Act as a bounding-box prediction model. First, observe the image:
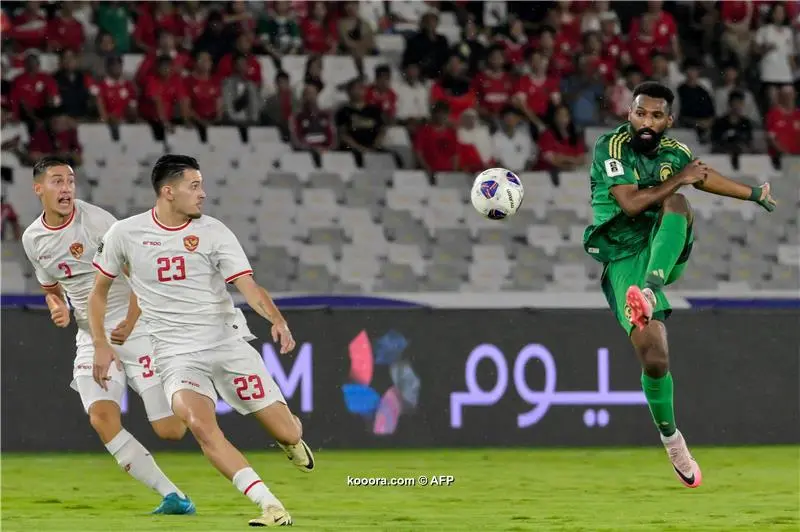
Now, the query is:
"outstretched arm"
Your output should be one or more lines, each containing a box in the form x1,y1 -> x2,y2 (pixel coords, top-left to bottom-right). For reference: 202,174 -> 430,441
693,166 -> 776,211
233,275 -> 296,354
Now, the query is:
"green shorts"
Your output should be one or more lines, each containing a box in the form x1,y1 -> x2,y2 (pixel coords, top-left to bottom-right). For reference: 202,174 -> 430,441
600,222 -> 694,335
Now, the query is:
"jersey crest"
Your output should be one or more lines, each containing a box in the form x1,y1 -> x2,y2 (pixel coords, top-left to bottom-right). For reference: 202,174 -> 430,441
659,162 -> 673,182
69,242 -> 84,259
183,235 -> 199,252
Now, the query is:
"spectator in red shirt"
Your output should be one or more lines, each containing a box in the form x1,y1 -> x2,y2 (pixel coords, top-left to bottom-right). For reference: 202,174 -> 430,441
630,1 -> 679,58
366,65 -> 398,123
301,1 -> 337,54
537,26 -> 574,77
599,11 -> 627,69
10,1 -> 47,51
11,53 -> 61,126
496,17 -> 529,68
188,51 -> 222,135
473,45 -> 514,121
47,2 -> 85,53
430,54 -> 478,124
289,81 -> 336,166
134,2 -> 182,53
216,32 -> 263,87
765,85 -> 800,161
91,56 -> 138,125
179,1 -> 208,51
536,105 -> 587,179
414,101 -> 458,174
628,13 -> 658,77
512,49 -> 562,134
135,31 -> 193,87
583,32 -> 616,86
140,56 -> 190,141
1,195 -> 22,241
26,107 -> 83,168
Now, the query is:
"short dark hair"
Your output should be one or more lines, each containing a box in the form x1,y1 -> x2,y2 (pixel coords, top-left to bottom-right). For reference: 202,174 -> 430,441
33,156 -> 72,180
729,90 -> 745,104
156,55 -> 172,69
375,64 -> 391,77
632,82 -> 674,110
151,155 -> 200,194
275,71 -> 289,83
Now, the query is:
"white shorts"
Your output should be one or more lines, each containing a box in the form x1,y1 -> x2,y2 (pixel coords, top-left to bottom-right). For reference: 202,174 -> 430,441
157,338 -> 285,415
70,333 -> 173,422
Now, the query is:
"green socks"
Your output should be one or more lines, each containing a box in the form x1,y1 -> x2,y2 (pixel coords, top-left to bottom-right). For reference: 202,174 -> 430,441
641,372 -> 676,437
644,212 -> 688,291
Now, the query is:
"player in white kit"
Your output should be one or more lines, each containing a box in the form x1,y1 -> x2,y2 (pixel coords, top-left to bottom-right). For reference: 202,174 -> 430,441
88,154 -> 315,527
21,157 -> 195,515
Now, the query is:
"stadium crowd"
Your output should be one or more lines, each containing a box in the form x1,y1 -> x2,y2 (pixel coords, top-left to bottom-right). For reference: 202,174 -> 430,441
1,0 -> 799,200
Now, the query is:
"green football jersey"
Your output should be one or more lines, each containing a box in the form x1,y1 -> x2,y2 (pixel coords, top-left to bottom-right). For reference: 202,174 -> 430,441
583,122 -> 693,263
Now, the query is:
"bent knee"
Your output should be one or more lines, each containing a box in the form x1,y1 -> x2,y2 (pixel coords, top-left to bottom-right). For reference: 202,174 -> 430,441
640,346 -> 669,377
152,417 -> 187,441
662,193 -> 692,216
185,415 -> 223,445
88,403 -> 122,438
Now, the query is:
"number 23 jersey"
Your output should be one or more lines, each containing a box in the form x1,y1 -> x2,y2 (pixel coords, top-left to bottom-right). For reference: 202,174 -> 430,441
92,209 -> 254,358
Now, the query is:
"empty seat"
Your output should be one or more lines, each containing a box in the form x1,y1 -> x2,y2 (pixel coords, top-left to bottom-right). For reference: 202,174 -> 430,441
423,264 -> 463,291
279,152 -> 315,179
364,152 -> 397,172
298,245 -> 337,272
265,172 -> 303,199
376,263 -> 419,292
249,127 -> 282,144
321,152 -> 357,179
387,244 -> 425,275
292,264 -> 334,293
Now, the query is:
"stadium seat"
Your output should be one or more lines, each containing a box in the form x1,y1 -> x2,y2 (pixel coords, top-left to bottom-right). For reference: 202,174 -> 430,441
376,263 -> 419,292
265,172 -> 303,200
249,127 -> 282,144
423,264 -> 463,291
279,152 -> 315,180
122,54 -> 144,79
364,152 -> 397,172
298,244 -> 337,273
320,152 -> 357,180
292,264 -> 334,293
388,243 -> 425,275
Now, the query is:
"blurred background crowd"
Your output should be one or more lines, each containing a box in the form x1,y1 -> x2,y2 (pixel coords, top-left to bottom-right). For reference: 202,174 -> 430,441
1,0 -> 799,241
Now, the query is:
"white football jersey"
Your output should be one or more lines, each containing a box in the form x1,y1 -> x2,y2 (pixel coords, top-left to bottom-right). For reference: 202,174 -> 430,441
92,209 -> 254,358
22,200 -> 136,345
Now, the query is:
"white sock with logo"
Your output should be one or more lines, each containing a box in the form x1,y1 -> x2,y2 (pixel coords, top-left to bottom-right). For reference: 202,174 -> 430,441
232,467 -> 283,509
105,429 -> 183,498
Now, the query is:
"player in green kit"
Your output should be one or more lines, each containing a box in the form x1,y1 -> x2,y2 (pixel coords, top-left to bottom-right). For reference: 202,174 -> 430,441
584,82 -> 776,488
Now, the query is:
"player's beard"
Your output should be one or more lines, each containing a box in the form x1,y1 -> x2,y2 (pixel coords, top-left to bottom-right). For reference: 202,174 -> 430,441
630,127 -> 664,153
187,212 -> 202,220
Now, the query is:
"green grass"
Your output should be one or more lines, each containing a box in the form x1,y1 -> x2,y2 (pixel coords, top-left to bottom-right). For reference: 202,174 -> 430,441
2,447 -> 798,531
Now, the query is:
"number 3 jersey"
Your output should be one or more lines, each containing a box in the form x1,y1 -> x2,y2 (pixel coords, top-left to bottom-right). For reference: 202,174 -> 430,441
22,200 -> 137,346
583,122 -> 693,263
92,209 -> 254,359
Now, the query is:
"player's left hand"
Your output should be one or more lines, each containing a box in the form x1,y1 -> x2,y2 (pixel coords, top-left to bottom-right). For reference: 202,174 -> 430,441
756,182 -> 777,212
110,319 -> 134,345
271,320 -> 296,354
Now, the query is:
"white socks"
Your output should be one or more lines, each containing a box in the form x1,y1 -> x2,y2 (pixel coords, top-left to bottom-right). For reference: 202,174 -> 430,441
105,429 -> 183,498
233,467 -> 282,509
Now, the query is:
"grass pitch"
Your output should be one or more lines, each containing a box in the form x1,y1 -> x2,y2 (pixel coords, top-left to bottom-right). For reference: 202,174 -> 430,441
2,447 -> 798,531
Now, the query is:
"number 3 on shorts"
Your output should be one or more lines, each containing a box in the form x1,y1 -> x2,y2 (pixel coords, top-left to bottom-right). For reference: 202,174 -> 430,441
234,375 -> 265,400
604,158 -> 624,177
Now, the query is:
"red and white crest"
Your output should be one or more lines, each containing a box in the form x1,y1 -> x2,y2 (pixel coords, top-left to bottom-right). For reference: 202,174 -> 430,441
183,235 -> 199,252
69,242 -> 84,259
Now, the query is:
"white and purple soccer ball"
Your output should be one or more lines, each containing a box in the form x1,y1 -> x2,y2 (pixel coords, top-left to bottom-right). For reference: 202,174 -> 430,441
470,168 -> 524,220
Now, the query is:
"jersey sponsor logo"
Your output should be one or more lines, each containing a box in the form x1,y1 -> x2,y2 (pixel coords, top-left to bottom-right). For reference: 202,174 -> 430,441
38,254 -> 52,260
604,158 -> 624,177
69,242 -> 84,259
659,163 -> 673,182
143,240 -> 162,246
183,235 -> 199,252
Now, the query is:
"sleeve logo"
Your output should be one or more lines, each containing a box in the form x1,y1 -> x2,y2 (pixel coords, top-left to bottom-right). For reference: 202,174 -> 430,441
604,158 -> 624,177
97,241 -> 104,255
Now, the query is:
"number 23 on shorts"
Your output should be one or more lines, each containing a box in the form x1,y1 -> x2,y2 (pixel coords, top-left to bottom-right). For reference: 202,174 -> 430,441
234,375 -> 265,400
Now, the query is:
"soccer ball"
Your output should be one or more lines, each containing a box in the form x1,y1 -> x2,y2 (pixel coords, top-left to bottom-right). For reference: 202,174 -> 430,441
470,168 -> 524,220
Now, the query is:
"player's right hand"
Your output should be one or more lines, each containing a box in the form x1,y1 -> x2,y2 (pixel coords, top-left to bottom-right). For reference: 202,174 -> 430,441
678,159 -> 709,186
271,320 -> 296,354
93,343 -> 121,391
45,293 -> 70,328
